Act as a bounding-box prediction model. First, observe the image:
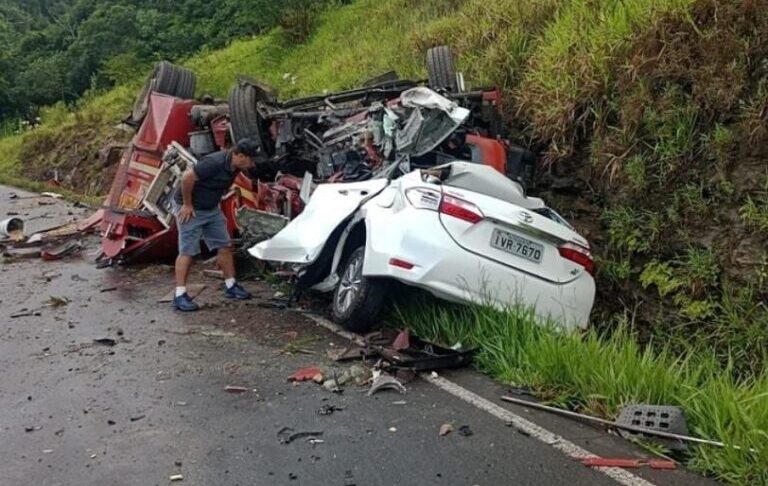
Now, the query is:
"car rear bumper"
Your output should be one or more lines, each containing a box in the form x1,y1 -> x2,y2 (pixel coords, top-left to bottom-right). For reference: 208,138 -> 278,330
363,209 -> 595,330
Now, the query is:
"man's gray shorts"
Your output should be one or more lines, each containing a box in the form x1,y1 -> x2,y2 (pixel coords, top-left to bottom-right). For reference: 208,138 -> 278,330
174,205 -> 230,257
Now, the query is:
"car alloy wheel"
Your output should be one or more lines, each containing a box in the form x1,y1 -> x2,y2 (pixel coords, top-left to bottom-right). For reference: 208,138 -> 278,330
335,251 -> 363,314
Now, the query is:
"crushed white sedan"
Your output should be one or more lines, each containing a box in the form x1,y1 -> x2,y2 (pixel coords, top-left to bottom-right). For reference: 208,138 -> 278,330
249,161 -> 595,332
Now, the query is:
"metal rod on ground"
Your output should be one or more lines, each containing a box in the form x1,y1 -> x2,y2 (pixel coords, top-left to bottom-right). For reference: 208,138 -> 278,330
500,395 -> 756,453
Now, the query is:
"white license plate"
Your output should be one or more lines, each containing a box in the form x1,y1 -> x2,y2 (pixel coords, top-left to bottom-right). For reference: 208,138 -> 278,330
490,229 -> 543,263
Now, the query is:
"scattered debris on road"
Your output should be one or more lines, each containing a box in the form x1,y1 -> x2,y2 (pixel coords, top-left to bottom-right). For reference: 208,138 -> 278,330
224,385 -> 254,394
277,427 -> 324,445
316,404 -> 343,416
458,425 -> 474,437
46,296 -> 70,307
367,370 -> 407,396
439,423 -> 454,436
93,338 -> 117,347
288,366 -> 324,383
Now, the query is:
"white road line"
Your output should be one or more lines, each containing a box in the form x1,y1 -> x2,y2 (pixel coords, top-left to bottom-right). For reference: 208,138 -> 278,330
303,312 -> 658,486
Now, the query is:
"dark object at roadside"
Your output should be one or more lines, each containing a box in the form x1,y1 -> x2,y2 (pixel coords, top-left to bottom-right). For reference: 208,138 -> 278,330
130,415 -> 146,422
616,404 -> 689,452
580,457 -> 677,470
41,239 -> 83,261
100,287 -> 118,293
376,335 -> 474,371
458,425 -> 474,437
224,385 -> 250,393
10,309 -> 42,318
317,404 -> 343,416
93,338 -> 117,346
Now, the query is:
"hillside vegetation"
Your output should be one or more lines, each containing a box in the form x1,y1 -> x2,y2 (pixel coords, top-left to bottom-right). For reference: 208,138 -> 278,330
0,0 -> 342,121
0,0 -> 766,481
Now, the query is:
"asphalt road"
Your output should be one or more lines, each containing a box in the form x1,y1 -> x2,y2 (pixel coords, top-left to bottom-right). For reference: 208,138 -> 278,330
0,186 -> 718,486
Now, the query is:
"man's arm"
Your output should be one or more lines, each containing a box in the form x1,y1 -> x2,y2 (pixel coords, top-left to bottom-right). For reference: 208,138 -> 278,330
177,169 -> 198,223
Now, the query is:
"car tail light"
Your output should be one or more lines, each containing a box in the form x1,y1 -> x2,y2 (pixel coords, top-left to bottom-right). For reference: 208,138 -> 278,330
558,242 -> 594,275
405,187 -> 441,210
439,194 -> 484,224
405,188 -> 484,224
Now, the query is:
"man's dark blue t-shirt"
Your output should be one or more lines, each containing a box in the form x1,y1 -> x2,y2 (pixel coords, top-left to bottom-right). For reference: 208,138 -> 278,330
174,150 -> 236,210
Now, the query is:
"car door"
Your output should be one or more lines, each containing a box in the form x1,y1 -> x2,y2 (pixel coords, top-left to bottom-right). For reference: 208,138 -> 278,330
248,179 -> 389,263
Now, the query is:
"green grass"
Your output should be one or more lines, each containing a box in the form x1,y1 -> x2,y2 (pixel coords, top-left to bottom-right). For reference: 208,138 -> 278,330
396,301 -> 768,484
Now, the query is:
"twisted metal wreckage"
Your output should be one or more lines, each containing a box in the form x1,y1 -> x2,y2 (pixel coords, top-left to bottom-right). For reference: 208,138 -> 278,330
68,46 -> 596,331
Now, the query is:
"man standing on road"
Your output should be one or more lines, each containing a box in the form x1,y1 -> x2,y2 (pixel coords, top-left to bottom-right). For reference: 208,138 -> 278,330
171,139 -> 261,311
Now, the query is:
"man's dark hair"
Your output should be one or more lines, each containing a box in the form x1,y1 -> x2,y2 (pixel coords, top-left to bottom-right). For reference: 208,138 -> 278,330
234,138 -> 262,158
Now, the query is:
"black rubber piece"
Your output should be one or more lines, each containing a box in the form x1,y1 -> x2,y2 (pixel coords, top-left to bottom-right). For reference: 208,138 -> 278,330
332,246 -> 389,333
228,82 -> 273,153
426,45 -> 458,92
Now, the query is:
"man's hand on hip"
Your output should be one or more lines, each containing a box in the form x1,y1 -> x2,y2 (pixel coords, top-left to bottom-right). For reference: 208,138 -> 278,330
177,204 -> 196,224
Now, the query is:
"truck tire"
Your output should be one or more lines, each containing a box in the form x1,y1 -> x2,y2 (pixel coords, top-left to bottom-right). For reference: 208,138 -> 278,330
173,67 -> 197,100
332,246 -> 389,333
130,61 -> 195,124
426,45 -> 458,92
228,81 -> 273,154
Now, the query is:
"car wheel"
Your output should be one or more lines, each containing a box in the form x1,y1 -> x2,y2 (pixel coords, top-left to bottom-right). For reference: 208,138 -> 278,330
332,246 -> 389,333
228,80 -> 274,154
426,45 -> 458,92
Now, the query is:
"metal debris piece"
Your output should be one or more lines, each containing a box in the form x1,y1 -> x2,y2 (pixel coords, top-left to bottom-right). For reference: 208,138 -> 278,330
41,239 -> 83,261
278,429 -> 324,445
11,309 -> 41,319
317,404 -> 344,416
224,385 -> 251,393
367,372 -> 406,396
169,474 -> 184,481
93,338 -> 117,347
439,423 -> 454,436
458,425 -> 473,437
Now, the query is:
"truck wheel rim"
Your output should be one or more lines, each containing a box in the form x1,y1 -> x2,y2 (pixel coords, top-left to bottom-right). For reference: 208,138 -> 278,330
336,254 -> 363,313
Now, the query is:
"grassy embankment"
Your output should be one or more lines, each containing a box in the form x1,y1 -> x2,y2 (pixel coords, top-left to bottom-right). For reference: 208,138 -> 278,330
0,0 -> 766,482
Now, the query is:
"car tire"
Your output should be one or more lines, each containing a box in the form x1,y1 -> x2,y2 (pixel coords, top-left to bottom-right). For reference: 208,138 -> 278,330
426,45 -> 458,92
130,61 -> 196,124
332,246 -> 389,333
228,81 -> 273,154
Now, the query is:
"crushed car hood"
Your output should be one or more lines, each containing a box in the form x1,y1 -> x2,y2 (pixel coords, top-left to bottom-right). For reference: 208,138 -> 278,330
248,179 -> 388,263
